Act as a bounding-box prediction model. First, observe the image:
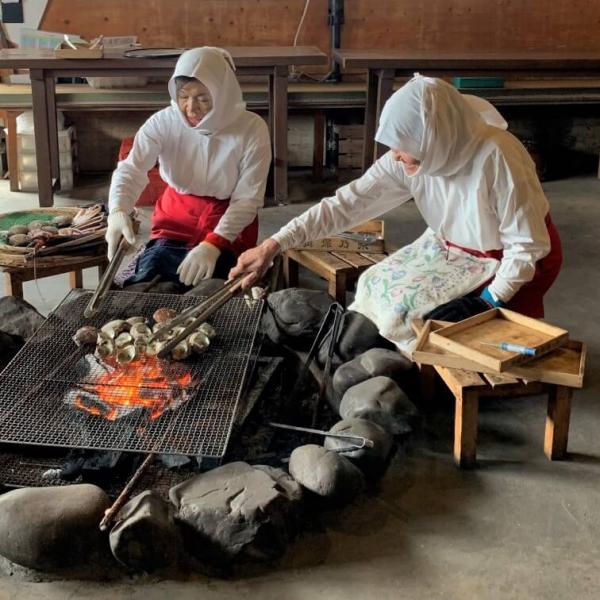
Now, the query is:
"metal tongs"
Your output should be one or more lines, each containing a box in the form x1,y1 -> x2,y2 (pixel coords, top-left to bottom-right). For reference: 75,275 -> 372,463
152,275 -> 245,359
269,422 -> 374,450
83,236 -> 129,319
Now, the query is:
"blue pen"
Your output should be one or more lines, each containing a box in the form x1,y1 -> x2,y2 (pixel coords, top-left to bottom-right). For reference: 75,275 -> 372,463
479,341 -> 537,356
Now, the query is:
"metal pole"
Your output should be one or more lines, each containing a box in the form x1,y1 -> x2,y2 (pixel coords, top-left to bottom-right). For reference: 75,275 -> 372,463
326,0 -> 344,82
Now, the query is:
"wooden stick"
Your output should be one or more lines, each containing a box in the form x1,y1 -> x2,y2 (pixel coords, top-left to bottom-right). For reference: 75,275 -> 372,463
99,452 -> 155,531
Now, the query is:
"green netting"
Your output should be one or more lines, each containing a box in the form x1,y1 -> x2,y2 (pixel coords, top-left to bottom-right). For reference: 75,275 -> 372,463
0,211 -> 58,230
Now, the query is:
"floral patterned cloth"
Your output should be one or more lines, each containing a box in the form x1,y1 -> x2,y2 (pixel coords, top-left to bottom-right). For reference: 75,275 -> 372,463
349,229 -> 499,352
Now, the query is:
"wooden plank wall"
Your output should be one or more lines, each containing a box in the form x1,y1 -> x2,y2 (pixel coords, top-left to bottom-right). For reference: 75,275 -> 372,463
41,0 -> 600,67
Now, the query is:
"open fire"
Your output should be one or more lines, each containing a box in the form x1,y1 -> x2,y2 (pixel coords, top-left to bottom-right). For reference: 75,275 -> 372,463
65,355 -> 194,421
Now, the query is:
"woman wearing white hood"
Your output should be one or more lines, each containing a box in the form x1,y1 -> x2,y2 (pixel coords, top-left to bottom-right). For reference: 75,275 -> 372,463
231,75 -> 562,348
106,47 -> 271,288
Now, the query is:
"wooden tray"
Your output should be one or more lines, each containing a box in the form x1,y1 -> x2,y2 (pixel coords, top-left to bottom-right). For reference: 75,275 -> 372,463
413,320 -> 585,388
428,308 -> 569,372
294,219 -> 385,254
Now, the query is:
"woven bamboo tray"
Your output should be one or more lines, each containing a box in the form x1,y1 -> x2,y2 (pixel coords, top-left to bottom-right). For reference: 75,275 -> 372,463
0,207 -> 104,269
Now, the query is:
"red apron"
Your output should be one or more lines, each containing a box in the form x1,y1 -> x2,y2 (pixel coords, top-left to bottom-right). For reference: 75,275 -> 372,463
151,186 -> 258,256
446,214 -> 562,318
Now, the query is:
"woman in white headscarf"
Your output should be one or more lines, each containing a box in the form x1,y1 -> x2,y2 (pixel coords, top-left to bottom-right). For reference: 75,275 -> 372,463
231,75 -> 562,348
106,47 -> 271,288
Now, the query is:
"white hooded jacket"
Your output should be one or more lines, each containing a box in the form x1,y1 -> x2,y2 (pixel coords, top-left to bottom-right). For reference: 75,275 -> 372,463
109,47 -> 271,243
272,75 -> 550,303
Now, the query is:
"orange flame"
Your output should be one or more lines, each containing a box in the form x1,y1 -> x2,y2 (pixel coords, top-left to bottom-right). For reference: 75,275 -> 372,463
75,356 -> 192,421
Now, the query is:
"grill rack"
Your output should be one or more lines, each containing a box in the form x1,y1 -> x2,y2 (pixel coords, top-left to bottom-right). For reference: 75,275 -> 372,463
0,290 -> 263,458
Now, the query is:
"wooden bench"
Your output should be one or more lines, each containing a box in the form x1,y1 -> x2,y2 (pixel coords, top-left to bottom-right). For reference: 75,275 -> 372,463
282,248 -> 388,306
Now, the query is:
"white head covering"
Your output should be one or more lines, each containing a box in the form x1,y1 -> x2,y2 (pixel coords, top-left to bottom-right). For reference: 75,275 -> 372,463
168,47 -> 245,135
375,75 -> 507,177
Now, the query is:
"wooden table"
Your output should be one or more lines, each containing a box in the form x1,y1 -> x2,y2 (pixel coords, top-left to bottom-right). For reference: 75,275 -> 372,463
0,46 -> 327,207
2,253 -> 108,299
333,49 -> 600,170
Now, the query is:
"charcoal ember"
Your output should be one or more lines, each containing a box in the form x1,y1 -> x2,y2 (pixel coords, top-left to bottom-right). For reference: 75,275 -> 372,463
0,484 -> 110,571
339,376 -> 417,435
324,418 -> 394,479
63,388 -> 144,421
288,444 -> 364,505
169,461 -> 301,563
110,490 -> 180,571
263,288 -> 333,347
0,296 -> 44,340
331,348 -> 413,410
317,311 -> 395,369
59,449 -> 126,482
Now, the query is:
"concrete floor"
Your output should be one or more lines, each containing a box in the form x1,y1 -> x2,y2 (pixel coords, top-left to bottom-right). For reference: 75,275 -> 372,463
0,175 -> 599,599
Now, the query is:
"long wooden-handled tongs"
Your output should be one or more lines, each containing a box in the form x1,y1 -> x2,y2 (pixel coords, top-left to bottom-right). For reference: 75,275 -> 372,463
83,236 -> 129,318
151,275 -> 245,359
269,421 -> 374,450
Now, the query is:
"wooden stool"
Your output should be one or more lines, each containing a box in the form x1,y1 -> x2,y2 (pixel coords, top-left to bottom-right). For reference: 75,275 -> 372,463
283,248 -> 388,306
427,364 -> 573,468
2,253 -> 108,299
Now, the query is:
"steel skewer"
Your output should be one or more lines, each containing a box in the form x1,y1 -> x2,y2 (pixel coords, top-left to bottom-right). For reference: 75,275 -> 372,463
269,421 -> 374,449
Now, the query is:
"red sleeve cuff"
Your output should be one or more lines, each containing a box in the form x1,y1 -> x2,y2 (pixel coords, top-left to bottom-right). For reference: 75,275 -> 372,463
204,231 -> 232,252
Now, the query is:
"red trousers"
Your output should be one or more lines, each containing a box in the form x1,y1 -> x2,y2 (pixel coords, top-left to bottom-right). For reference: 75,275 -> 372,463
151,186 -> 258,255
447,214 -> 562,318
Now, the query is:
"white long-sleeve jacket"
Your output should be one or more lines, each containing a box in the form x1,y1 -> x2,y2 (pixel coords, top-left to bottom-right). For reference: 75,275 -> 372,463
108,47 -> 271,243
273,77 -> 550,303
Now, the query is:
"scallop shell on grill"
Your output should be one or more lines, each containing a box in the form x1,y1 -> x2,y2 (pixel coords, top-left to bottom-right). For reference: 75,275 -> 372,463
126,316 -> 146,326
101,320 -> 129,339
188,331 -> 210,354
95,341 -> 114,359
153,308 -> 178,323
171,341 -> 190,361
115,332 -> 134,348
129,323 -> 152,339
144,339 -> 164,357
72,326 -> 99,347
116,344 -> 137,364
198,323 -> 217,340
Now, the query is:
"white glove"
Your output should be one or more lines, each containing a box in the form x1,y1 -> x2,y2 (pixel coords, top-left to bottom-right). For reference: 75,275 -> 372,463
177,241 -> 221,286
105,211 -> 136,261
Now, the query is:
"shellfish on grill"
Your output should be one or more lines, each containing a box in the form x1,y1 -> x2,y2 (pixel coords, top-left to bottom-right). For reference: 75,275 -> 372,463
129,323 -> 152,339
171,341 -> 190,361
188,331 -> 210,354
115,332 -> 134,348
116,344 -> 137,364
126,316 -> 146,326
101,319 -> 129,339
72,325 -> 99,347
198,323 -> 217,340
144,339 -> 165,357
95,340 -> 114,359
153,307 -> 178,323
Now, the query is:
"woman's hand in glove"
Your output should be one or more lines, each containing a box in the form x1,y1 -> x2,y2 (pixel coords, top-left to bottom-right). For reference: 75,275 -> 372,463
177,241 -> 221,286
228,238 -> 281,289
105,210 -> 136,261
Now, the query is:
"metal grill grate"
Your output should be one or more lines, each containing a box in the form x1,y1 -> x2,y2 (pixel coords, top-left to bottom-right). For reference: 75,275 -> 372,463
0,290 -> 263,458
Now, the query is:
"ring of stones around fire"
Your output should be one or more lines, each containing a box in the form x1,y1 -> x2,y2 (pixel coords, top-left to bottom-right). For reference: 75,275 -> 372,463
0,289 -> 418,577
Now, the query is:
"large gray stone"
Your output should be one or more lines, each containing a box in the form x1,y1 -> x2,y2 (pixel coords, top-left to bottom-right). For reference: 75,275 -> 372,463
339,376 -> 417,435
264,288 -> 333,346
0,484 -> 110,571
288,444 -> 364,505
324,418 -> 394,479
332,348 -> 413,410
110,490 -> 180,572
0,296 -> 44,340
169,461 -> 301,563
318,311 -> 395,368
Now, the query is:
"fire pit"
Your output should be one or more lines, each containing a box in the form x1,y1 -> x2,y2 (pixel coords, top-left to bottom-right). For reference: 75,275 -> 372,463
0,290 -> 263,459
